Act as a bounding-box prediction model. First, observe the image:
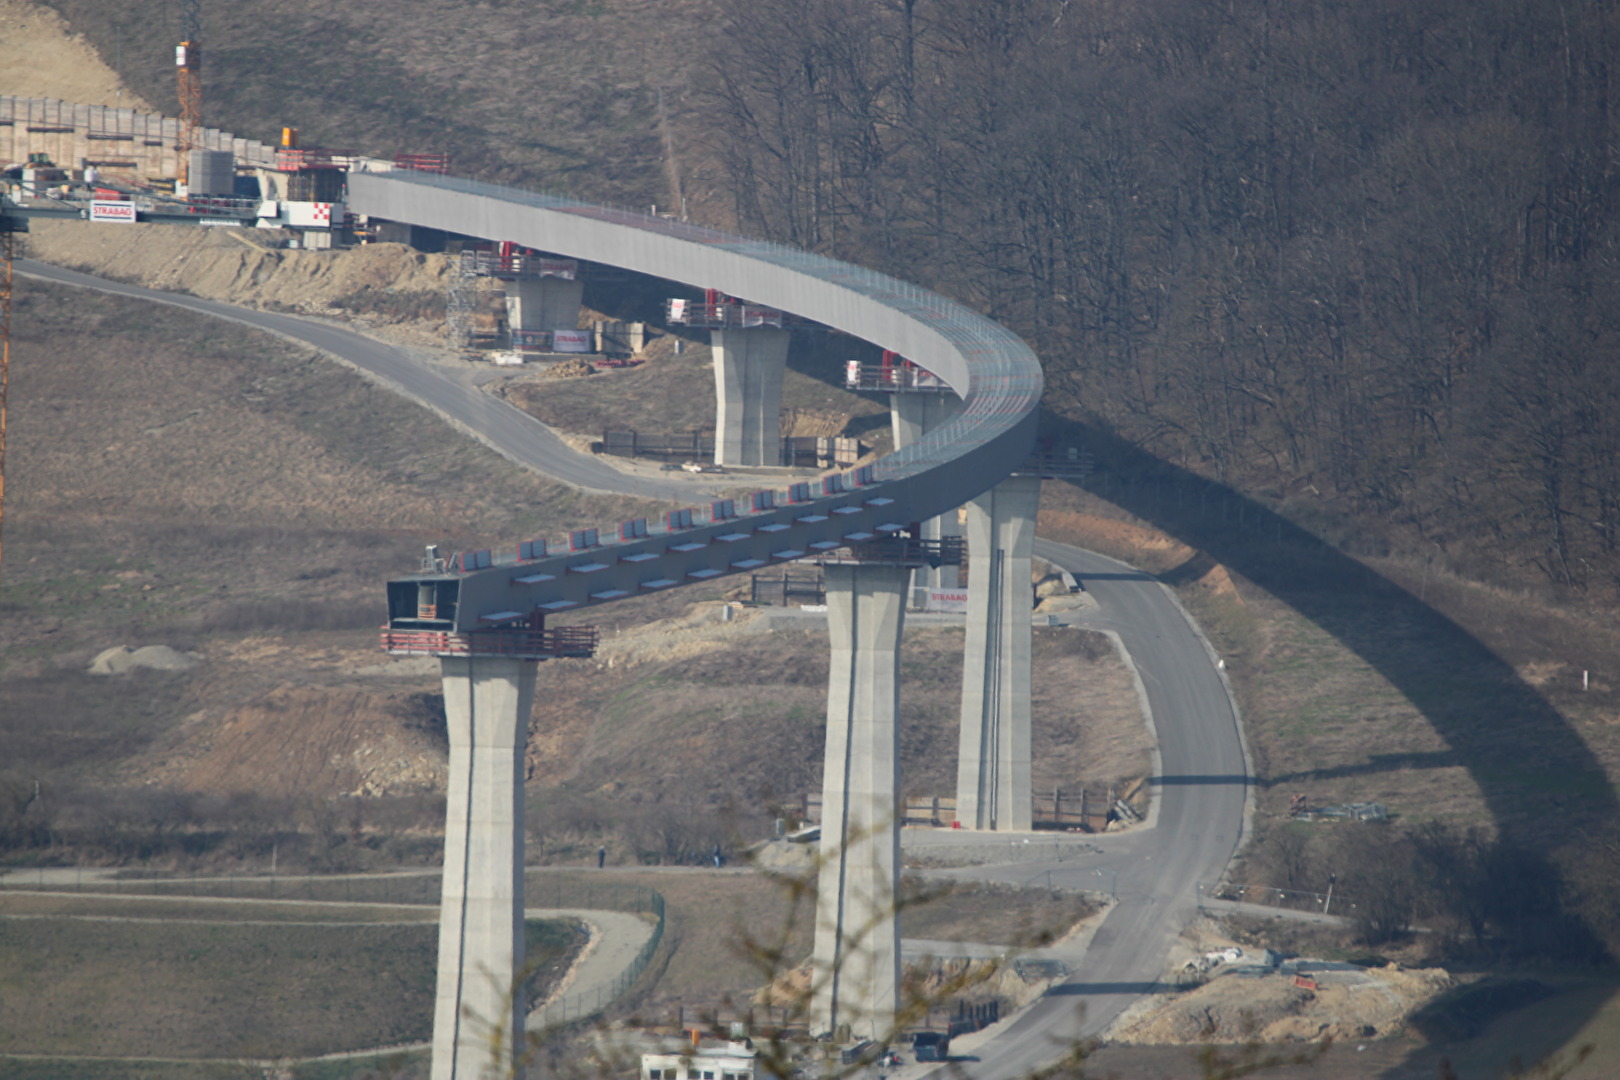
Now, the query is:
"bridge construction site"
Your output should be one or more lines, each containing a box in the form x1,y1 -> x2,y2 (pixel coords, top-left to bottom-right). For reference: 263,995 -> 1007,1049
0,89 -> 1127,1080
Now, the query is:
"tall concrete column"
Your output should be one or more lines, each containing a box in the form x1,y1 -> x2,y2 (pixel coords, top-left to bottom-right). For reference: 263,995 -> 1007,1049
955,475 -> 1041,831
432,656 -> 537,1080
506,276 -> 585,334
890,394 -> 966,608
813,562 -> 909,1042
711,328 -> 790,466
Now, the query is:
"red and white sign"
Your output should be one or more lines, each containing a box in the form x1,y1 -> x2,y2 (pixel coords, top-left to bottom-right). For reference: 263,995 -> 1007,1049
286,201 -> 343,228
740,305 -> 784,328
89,200 -> 137,224
536,257 -> 577,279
552,329 -> 592,353
926,590 -> 969,613
846,360 -> 862,387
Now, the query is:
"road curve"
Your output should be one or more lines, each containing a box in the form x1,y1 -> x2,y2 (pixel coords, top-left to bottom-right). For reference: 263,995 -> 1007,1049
919,539 -> 1249,1077
15,258 -> 706,502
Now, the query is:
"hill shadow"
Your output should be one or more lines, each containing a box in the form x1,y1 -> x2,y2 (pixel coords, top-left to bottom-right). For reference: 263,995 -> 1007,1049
1045,424 -> 1614,982
1050,423 -> 1617,838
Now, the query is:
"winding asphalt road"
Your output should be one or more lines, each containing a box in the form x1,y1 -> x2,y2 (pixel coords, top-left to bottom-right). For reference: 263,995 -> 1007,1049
17,260 -> 1250,1077
17,258 -> 709,502
913,539 -> 1249,1075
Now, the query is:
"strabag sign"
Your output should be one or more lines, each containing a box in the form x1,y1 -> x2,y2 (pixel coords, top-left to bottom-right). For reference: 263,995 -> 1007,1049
89,200 -> 137,224
552,329 -> 592,353
740,305 -> 784,328
536,257 -> 577,279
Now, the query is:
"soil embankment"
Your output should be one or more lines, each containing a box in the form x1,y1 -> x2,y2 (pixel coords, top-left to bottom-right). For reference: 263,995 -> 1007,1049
23,220 -> 453,344
0,0 -> 154,108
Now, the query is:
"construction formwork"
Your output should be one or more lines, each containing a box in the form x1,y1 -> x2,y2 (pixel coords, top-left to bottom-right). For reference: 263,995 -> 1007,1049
0,96 -> 276,182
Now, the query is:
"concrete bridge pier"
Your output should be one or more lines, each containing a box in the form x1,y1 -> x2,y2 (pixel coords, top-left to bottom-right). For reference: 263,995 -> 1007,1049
711,327 -> 789,466
891,393 -> 966,608
955,475 -> 1042,831
506,276 -> 585,339
813,561 -> 909,1042
432,655 -> 537,1080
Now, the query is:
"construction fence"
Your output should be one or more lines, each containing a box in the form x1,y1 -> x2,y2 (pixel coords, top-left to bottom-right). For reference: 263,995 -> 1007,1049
600,430 -> 862,469
798,788 -> 1134,833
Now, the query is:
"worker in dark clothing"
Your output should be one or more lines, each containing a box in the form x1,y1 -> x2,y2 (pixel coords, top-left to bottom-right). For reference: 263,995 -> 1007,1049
598,845 -> 607,868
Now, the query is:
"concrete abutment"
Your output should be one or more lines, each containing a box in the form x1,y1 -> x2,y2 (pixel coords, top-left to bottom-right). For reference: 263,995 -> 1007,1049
505,276 -> 585,336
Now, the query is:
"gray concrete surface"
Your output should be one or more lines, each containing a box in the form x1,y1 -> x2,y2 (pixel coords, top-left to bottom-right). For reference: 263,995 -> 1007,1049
433,656 -> 536,1080
506,275 -> 584,335
956,476 -> 1042,832
890,393 -> 965,606
814,563 -> 910,1041
345,171 -> 1042,631
711,327 -> 789,466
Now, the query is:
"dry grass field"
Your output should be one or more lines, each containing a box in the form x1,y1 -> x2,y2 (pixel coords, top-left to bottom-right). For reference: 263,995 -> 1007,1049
526,868 -> 1093,1015
0,918 -> 438,1058
0,886 -> 580,1066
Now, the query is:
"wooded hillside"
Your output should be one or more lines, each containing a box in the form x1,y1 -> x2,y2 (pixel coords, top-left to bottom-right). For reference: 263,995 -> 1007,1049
39,0 -> 1620,595
699,0 -> 1620,594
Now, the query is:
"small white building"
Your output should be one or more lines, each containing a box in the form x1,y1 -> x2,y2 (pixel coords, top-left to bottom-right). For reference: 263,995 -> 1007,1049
642,1040 -> 756,1080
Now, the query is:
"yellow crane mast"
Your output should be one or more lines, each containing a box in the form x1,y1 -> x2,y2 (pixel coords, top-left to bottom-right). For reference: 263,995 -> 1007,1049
177,0 -> 203,184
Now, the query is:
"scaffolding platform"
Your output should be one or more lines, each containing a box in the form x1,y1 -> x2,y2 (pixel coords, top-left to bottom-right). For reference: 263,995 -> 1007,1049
379,625 -> 598,660
843,361 -> 952,393
665,298 -> 804,329
458,249 -> 578,281
818,535 -> 964,569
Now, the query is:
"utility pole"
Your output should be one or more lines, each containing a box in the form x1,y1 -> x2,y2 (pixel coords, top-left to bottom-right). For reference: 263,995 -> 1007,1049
176,0 -> 203,184
0,220 -> 15,578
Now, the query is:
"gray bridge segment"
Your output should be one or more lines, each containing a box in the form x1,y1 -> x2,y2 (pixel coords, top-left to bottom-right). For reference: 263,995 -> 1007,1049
345,172 -> 1042,630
